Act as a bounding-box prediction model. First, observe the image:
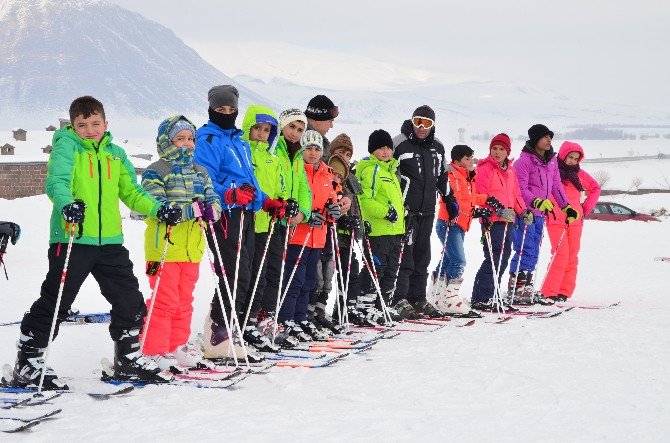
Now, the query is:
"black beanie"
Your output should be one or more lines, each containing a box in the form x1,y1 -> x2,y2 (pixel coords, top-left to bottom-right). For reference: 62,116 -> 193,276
412,105 -> 435,121
528,124 -> 554,147
305,95 -> 339,121
368,129 -> 394,154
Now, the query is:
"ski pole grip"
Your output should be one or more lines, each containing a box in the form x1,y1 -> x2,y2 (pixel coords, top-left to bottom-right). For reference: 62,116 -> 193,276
191,198 -> 203,218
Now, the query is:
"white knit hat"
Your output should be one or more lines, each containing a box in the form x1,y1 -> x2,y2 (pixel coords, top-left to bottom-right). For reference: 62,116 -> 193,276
278,108 -> 308,131
300,130 -> 323,151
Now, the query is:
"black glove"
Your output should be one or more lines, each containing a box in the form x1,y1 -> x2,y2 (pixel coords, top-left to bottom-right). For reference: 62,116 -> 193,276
472,207 -> 492,219
0,221 -> 21,255
308,211 -> 326,227
326,203 -> 341,221
402,228 -> 413,243
285,198 -> 300,218
364,221 -> 372,236
157,204 -> 182,226
338,215 -> 361,231
442,194 -> 459,221
384,206 -> 398,223
62,200 -> 86,223
485,196 -> 504,211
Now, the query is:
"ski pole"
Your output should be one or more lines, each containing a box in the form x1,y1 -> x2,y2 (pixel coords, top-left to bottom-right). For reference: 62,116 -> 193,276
340,231 -> 355,327
494,221 -> 509,308
431,222 -> 450,304
484,227 -> 505,315
330,225 -> 347,326
509,221 -> 528,306
193,212 -> 239,367
527,218 -> 548,303
241,217 -> 277,331
207,216 -> 250,368
272,223 -> 292,346
355,239 -> 392,325
228,208 -> 245,333
536,222 -> 568,297
363,234 -> 392,323
37,224 -> 76,395
387,231 -> 409,307
139,225 -> 173,354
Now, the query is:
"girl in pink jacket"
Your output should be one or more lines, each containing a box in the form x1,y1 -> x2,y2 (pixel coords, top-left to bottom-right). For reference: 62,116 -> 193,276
540,141 -> 601,301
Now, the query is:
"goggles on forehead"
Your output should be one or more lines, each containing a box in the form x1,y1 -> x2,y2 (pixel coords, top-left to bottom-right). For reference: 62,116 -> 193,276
412,116 -> 434,129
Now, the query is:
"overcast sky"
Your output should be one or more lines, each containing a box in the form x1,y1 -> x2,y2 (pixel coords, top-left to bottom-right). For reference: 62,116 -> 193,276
109,0 -> 669,109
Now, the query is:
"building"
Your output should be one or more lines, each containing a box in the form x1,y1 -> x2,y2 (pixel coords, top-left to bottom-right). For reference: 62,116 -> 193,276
45,125 -> 57,131
59,118 -> 70,129
12,128 -> 27,142
42,145 -> 53,154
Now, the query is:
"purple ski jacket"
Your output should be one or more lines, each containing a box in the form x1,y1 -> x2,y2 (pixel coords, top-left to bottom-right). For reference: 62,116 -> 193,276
513,143 -> 569,217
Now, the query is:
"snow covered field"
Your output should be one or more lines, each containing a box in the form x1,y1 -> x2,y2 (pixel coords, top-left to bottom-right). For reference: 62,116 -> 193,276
0,194 -> 669,441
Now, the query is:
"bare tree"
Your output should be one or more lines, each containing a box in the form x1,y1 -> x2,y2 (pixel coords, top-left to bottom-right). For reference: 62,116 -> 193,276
629,177 -> 643,192
593,170 -> 611,188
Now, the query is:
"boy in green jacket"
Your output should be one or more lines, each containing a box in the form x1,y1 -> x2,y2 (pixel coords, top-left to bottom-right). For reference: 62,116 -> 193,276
356,129 -> 405,324
240,105 -> 299,351
11,96 -> 181,389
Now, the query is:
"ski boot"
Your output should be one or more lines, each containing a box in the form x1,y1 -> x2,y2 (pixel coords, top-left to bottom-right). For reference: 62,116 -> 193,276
114,329 -> 173,383
392,299 -> 422,320
534,292 -> 556,306
280,320 -> 312,342
8,341 -> 69,390
202,316 -> 265,363
298,320 -> 330,341
509,271 -> 534,305
413,299 -> 442,318
257,315 -> 299,349
346,306 -> 370,326
172,342 -> 216,369
243,325 -> 280,353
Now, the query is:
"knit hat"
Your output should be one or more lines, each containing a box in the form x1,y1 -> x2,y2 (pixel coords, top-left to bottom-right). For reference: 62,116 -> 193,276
412,105 -> 436,121
528,124 -> 554,147
329,133 -> 354,156
278,108 -> 308,131
328,153 -> 349,181
305,95 -> 339,121
489,133 -> 512,155
208,85 -> 239,109
368,129 -> 394,154
167,118 -> 196,141
300,130 -> 323,150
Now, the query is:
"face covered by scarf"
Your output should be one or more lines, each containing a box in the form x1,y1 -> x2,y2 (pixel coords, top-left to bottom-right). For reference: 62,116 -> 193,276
558,157 -> 584,192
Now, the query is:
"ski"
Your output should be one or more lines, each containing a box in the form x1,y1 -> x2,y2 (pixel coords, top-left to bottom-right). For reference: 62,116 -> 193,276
0,418 -> 41,433
0,383 -> 132,401
526,307 -> 575,318
275,354 -> 348,368
555,301 -> 620,310
485,316 -> 513,324
102,373 -> 250,389
0,311 -> 111,328
654,256 -> 670,262
0,408 -> 61,423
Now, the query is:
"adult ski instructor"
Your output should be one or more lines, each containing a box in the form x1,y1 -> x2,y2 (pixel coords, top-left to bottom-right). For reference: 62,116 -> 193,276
392,105 -> 448,319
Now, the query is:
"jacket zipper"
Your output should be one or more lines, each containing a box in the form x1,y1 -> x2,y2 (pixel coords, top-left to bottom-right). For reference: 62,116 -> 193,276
94,143 -> 102,245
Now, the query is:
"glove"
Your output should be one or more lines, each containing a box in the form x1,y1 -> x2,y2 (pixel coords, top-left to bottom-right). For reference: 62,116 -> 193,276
0,221 -> 21,254
485,196 -> 504,211
223,183 -> 256,206
472,207 -> 492,219
562,205 -> 579,224
364,221 -> 372,236
263,198 -> 286,219
384,206 -> 398,223
285,198 -> 300,218
192,201 -> 217,222
157,204 -> 182,226
326,203 -> 341,221
308,211 -> 326,227
495,208 -> 516,223
442,194 -> 459,221
532,198 -> 554,212
62,200 -> 86,223
338,215 -> 361,232
521,209 -> 534,226
402,229 -> 413,243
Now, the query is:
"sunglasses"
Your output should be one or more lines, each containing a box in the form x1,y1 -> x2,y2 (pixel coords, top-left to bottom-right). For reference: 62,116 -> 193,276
412,116 -> 434,129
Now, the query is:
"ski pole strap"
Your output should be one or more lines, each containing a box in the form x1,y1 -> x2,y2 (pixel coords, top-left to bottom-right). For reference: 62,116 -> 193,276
0,254 -> 7,280
76,221 -> 84,240
164,224 -> 174,245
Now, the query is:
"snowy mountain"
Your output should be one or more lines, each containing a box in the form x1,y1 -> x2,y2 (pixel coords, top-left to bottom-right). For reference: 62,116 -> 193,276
0,0 -> 273,127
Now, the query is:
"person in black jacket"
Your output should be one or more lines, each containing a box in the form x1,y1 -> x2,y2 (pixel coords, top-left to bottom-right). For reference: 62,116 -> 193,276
391,105 -> 448,318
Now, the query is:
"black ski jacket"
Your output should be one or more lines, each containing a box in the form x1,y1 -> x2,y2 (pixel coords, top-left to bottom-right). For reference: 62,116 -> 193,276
392,119 -> 448,215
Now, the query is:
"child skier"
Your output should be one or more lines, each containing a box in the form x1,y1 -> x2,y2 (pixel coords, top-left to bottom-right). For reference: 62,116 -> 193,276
356,129 -> 405,324
433,144 -> 504,315
509,124 -> 579,305
11,96 -> 181,389
276,130 -> 342,341
539,141 -> 601,302
140,116 -> 221,371
471,134 -> 531,311
240,104 -> 299,351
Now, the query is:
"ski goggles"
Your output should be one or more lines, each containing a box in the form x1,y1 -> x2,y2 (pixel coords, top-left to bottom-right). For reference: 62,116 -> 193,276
412,116 -> 434,129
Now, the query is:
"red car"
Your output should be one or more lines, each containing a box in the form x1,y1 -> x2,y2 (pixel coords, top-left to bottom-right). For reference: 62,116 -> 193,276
585,201 -> 660,222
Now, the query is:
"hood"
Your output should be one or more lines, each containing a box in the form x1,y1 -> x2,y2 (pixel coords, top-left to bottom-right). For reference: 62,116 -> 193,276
558,141 -> 585,163
522,141 -> 556,165
241,104 -> 279,151
156,115 -> 197,164
400,119 -> 435,145
55,126 -> 112,151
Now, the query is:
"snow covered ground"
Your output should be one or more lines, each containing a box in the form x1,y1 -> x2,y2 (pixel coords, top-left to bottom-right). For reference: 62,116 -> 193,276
0,194 -> 669,441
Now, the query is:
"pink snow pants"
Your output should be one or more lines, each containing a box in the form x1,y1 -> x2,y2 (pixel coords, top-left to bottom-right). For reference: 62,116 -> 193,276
541,224 -> 583,298
142,262 -> 199,355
